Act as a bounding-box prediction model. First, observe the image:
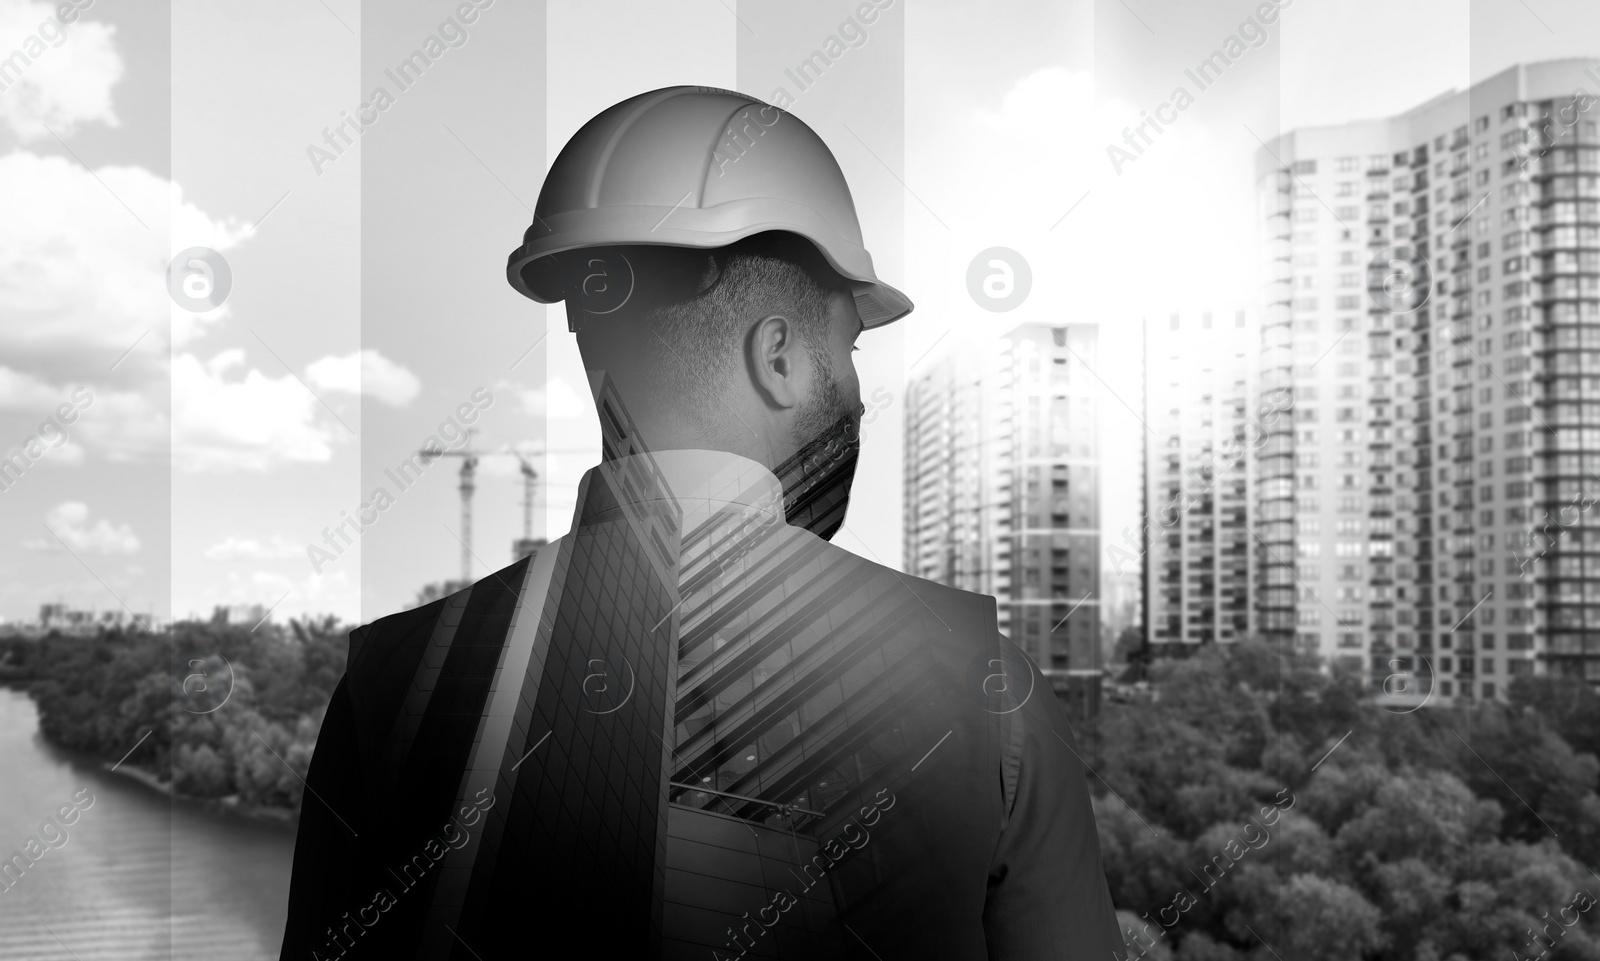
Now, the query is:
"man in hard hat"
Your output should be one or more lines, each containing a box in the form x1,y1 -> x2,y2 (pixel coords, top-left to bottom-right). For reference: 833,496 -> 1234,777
280,86 -> 1121,961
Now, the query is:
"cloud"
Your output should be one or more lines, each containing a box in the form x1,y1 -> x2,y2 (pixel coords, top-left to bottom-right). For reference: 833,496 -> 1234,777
977,66 -> 1106,151
510,376 -> 586,420
0,0 -> 123,143
202,535 -> 303,562
0,368 -> 168,464
0,152 -> 253,374
28,501 -> 140,554
0,368 -> 159,464
0,365 -> 66,409
69,384 -> 167,462
34,438 -> 83,464
172,350 -> 343,471
305,350 -> 421,407
0,351 -> 360,471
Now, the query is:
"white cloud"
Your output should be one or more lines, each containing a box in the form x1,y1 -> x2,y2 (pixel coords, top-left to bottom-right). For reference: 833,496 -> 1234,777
0,351 -> 361,471
0,152 -> 252,369
0,365 -> 64,409
28,501 -> 140,554
0,0 -> 123,143
977,66 -> 1108,153
511,376 -> 586,420
305,349 -> 421,407
172,350 -> 343,471
0,368 -> 159,463
34,438 -> 83,464
203,535 -> 303,562
69,384 -> 167,462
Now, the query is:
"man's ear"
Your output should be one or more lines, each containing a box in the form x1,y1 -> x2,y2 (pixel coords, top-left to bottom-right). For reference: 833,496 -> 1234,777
748,314 -> 806,409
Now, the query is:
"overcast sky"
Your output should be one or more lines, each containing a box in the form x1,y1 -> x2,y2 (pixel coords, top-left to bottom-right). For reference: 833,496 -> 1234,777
0,0 -> 1595,626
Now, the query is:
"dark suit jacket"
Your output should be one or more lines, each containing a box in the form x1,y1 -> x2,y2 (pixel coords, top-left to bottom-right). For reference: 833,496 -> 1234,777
279,454 -> 1122,960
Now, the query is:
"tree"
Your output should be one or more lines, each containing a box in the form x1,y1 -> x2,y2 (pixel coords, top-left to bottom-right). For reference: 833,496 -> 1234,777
1229,872 -> 1386,961
1094,636 -> 1600,961
409,580 -> 470,609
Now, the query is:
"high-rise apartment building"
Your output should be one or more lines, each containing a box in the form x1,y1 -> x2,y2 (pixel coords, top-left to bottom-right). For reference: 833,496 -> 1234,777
904,324 -> 1102,716
1143,309 -> 1259,654
1256,59 -> 1600,704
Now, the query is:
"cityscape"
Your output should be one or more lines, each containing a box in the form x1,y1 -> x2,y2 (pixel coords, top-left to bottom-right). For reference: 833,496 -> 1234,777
902,59 -> 1600,716
1,0 -> 1598,955
13,53 -> 1599,717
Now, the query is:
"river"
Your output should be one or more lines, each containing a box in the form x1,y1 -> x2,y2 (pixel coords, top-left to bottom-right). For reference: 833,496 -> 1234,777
0,687 -> 296,960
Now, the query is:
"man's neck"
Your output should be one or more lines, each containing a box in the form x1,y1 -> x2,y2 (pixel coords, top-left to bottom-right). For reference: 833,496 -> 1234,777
603,448 -> 784,534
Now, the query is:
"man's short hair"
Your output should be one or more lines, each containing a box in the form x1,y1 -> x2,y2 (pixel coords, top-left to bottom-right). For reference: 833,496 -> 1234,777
565,232 -> 851,431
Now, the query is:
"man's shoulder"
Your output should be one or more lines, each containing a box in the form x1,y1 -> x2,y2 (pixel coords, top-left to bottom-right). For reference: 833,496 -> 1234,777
794,528 -> 1000,644
345,543 -> 560,678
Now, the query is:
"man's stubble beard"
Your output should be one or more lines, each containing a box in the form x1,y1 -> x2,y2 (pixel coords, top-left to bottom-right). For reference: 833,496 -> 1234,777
775,354 -> 864,541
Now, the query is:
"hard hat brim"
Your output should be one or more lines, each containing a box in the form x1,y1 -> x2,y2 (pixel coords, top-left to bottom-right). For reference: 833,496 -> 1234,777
505,202 -> 913,329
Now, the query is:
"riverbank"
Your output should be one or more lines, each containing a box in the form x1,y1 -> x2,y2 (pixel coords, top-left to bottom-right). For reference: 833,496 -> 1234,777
5,676 -> 302,824
2,622 -> 344,827
99,758 -> 294,821
88,734 -> 300,823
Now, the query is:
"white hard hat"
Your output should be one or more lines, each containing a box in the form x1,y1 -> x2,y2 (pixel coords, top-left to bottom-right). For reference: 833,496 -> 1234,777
507,85 -> 913,328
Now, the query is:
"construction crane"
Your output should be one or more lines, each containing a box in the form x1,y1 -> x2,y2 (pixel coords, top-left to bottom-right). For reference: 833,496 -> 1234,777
505,446 -> 545,561
417,437 -> 590,582
417,430 -> 482,583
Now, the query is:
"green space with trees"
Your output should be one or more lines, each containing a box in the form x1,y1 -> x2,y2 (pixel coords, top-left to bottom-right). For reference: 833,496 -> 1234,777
4,622 -> 1599,959
1091,639 -> 1600,961
0,615 -> 347,815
